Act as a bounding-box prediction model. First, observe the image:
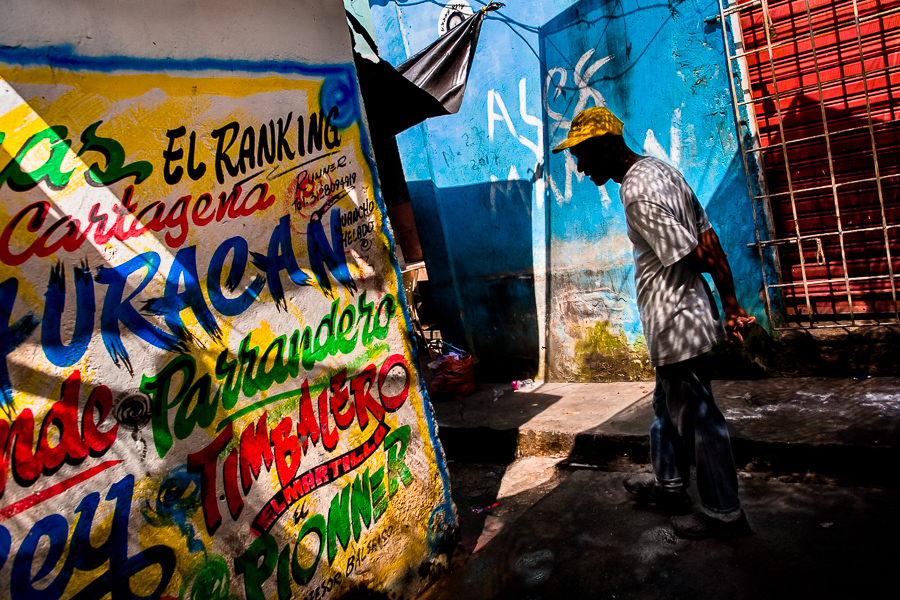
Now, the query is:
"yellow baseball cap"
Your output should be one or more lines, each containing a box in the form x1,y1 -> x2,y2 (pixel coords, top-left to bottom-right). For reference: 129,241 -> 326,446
552,107 -> 625,153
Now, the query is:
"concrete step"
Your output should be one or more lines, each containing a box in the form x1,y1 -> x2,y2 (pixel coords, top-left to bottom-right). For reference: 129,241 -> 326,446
432,378 -> 900,488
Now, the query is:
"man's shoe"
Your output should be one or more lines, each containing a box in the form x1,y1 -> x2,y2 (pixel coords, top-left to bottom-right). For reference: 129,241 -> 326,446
623,473 -> 689,509
671,510 -> 752,539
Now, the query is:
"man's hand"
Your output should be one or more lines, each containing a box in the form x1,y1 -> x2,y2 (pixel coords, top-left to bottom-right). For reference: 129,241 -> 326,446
724,304 -> 755,346
685,228 -> 755,346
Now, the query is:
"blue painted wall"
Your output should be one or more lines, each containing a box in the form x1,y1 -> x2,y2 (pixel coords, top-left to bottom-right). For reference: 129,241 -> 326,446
368,0 -> 771,381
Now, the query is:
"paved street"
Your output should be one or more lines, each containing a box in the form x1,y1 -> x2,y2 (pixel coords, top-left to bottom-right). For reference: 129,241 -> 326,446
422,461 -> 899,600
420,378 -> 900,599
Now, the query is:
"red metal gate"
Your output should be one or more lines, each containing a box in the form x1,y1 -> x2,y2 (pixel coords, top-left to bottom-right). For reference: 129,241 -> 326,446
720,0 -> 900,326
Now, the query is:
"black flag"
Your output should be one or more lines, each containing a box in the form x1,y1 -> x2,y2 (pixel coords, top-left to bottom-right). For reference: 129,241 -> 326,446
353,3 -> 504,142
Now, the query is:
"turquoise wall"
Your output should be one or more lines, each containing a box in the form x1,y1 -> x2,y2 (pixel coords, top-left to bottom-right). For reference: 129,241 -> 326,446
368,0 -> 772,381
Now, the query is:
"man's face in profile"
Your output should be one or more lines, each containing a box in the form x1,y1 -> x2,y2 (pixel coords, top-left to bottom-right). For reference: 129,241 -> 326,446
570,135 -> 619,186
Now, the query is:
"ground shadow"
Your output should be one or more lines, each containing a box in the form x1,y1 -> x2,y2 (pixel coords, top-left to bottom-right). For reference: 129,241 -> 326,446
420,468 -> 900,600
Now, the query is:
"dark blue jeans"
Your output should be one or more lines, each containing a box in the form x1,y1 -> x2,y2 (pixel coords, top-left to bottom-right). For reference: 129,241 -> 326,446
651,354 -> 741,516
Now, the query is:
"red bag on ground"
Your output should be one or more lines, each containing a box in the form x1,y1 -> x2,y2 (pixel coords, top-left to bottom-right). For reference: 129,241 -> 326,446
430,355 -> 475,400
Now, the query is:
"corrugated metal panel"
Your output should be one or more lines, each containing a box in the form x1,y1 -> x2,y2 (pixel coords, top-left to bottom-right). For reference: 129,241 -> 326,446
723,0 -> 900,324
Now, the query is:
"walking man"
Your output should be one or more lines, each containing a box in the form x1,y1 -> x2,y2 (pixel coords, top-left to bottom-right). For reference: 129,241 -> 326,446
553,107 -> 754,539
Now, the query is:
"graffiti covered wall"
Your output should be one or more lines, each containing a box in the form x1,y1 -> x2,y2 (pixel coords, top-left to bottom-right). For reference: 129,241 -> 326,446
368,0 -> 769,382
0,1 -> 454,598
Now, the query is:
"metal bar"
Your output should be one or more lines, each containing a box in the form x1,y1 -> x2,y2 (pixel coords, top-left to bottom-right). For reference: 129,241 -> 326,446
853,0 -> 899,323
719,0 -> 777,325
737,63 -> 900,108
758,0 -> 816,325
722,0 -> 762,19
796,0 -> 852,324
745,119 -> 900,154
775,321 -> 896,330
768,273 -> 899,289
728,3 -> 900,61
752,172 -> 900,201
751,222 -> 900,248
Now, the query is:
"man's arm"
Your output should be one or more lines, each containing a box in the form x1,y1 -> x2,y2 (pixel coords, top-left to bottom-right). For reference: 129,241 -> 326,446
684,227 -> 755,345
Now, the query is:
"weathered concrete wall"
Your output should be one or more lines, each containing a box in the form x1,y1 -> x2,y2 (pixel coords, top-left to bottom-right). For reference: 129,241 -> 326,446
368,0 -> 769,382
0,1 -> 454,598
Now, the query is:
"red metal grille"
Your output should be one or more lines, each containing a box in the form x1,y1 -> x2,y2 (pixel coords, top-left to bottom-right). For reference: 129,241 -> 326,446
721,0 -> 900,325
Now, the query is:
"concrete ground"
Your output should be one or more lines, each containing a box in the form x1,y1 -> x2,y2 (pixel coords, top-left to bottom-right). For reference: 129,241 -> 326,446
435,378 -> 900,486
420,378 -> 900,600
423,464 -> 899,600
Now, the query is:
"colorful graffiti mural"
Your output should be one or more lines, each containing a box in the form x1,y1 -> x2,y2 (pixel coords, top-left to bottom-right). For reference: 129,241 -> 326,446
0,41 -> 453,600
